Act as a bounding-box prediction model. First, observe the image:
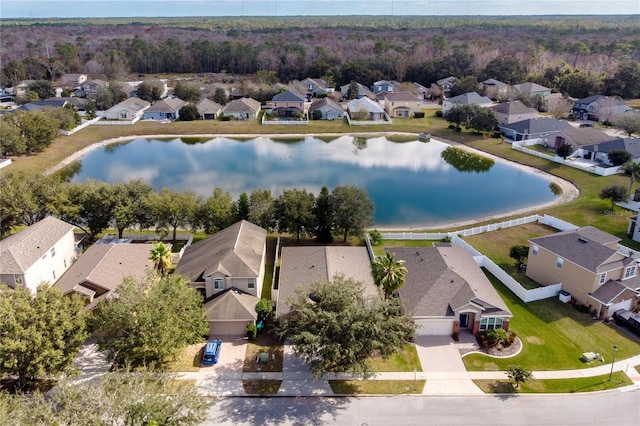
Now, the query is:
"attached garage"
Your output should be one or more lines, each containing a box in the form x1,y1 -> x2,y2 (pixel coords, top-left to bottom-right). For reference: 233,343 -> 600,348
414,318 -> 455,336
606,299 -> 633,317
203,288 -> 258,338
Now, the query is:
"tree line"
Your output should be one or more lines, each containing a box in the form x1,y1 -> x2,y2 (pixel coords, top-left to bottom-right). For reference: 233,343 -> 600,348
0,172 -> 375,243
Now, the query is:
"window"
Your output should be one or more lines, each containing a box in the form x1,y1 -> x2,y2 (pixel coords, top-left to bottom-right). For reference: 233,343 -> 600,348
599,272 -> 607,285
556,257 -> 563,269
214,278 -> 224,290
532,245 -> 538,256
14,275 -> 23,286
50,247 -> 56,257
248,278 -> 255,289
52,270 -> 56,280
623,265 -> 636,280
64,259 -> 67,268
480,318 -> 503,332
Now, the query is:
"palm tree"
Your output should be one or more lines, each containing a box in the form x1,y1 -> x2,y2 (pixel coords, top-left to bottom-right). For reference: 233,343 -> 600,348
149,242 -> 172,277
372,251 -> 407,299
621,161 -> 640,200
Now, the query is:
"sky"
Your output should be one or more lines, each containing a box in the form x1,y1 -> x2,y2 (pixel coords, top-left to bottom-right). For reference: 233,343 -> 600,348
1,0 -> 638,19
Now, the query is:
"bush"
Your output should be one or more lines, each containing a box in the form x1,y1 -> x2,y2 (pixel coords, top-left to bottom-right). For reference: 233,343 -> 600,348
435,110 -> 443,117
219,115 -> 232,121
369,229 -> 382,246
477,328 -> 510,349
414,111 -> 425,118
246,324 -> 257,341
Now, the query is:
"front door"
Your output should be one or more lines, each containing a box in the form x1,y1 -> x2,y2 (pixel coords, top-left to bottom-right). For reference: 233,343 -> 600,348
460,313 -> 470,328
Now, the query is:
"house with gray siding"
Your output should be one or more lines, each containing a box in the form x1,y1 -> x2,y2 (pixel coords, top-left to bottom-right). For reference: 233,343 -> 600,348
142,97 -> 186,121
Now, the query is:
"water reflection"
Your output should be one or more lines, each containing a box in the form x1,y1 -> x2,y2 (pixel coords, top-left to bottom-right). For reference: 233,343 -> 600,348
440,146 -> 494,173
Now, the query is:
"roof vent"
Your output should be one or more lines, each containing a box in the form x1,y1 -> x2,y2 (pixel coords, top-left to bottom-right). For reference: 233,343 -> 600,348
578,237 -> 588,244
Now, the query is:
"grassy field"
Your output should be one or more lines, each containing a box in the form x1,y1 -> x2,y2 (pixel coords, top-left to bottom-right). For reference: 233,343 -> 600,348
463,222 -> 558,289
474,372 -> 632,393
371,239 -> 436,256
463,272 -> 640,371
329,379 -> 425,394
368,344 -> 423,372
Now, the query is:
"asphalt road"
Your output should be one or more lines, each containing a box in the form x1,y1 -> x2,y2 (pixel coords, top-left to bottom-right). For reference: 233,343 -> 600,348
206,389 -> 640,426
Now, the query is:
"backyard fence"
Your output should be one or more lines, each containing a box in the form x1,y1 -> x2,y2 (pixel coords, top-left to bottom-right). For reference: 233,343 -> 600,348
59,116 -> 103,136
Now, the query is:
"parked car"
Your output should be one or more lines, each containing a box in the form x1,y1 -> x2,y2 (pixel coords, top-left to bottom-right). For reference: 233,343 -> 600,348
613,309 -> 640,336
203,339 -> 222,365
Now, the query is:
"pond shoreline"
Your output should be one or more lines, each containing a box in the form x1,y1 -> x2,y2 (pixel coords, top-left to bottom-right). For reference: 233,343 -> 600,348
45,132 -> 579,232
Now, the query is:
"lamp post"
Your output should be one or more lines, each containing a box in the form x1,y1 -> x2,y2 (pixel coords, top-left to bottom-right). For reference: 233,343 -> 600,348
608,345 -> 618,382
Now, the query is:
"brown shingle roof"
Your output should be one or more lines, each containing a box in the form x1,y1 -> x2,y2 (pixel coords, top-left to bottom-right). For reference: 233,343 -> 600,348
202,288 -> 258,321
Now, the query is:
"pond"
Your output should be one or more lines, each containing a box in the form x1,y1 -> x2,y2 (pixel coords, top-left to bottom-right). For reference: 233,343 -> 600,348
68,135 -> 560,228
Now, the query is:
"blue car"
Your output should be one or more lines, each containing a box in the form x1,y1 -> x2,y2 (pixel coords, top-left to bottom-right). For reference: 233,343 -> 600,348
202,339 -> 222,365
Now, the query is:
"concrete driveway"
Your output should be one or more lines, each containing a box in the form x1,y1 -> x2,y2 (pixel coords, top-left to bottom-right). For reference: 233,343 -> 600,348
71,336 -> 112,383
415,335 -> 484,395
200,336 -> 247,376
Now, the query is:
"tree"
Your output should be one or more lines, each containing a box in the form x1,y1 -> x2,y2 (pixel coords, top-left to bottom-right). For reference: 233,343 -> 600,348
111,179 -> 154,239
482,57 -> 525,85
444,104 -> 474,129
27,80 -> 55,100
549,96 -> 573,119
0,285 -> 87,390
599,185 -> 628,209
347,80 -> 360,100
56,179 -> 115,242
372,251 -> 407,299
211,87 -> 229,105
556,142 -> 574,159
556,69 -> 602,98
1,370 -> 211,425
94,273 -> 208,368
149,242 -> 172,277
509,244 -> 529,267
607,149 -> 633,167
13,110 -> 60,153
248,188 -> 275,230
621,161 -> 640,200
313,185 -> 333,243
274,188 -> 316,241
604,60 -> 640,99
277,275 -> 415,378
150,188 -> 201,242
506,365 -> 533,389
449,76 -> 479,97
613,112 -> 640,137
178,104 -> 199,121
136,81 -> 163,102
330,185 -> 374,242
173,81 -> 202,102
95,83 -> 127,110
196,186 -> 233,234
0,115 -> 26,157
255,298 -> 273,324
235,192 -> 250,222
467,106 -> 498,135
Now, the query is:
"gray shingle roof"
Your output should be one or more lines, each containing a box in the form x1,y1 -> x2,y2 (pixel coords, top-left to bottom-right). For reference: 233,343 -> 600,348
446,92 -> 492,105
384,92 -> 420,102
552,128 -> 618,147
575,95 -> 628,108
501,117 -> 573,135
195,98 -> 222,115
530,227 -> 621,273
202,287 -> 258,321
0,217 -> 75,274
346,97 -> 384,113
223,97 -> 261,114
392,244 -> 511,318
490,100 -> 537,115
589,280 -> 638,304
581,137 -> 640,158
273,89 -> 305,102
276,246 -> 377,316
174,220 -> 266,284
54,243 -> 153,298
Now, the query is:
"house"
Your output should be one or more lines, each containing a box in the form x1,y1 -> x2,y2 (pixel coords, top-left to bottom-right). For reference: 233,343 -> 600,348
512,82 -> 552,98
346,97 -> 386,121
391,244 -> 512,336
195,98 -> 222,120
309,98 -> 344,120
74,79 -> 108,99
101,97 -> 150,122
53,243 -> 153,310
412,82 -> 430,100
0,216 -> 79,292
527,227 -> 640,319
540,127 -> 618,152
481,78 -> 508,100
499,117 -> 573,141
17,98 -> 70,112
572,95 -> 630,122
272,89 -> 306,117
340,82 -> 374,100
372,80 -> 399,95
300,78 -> 327,98
490,101 -> 539,125
142,97 -> 186,121
115,82 -> 137,98
202,288 -> 258,336
138,79 -> 168,99
275,246 -> 378,317
436,76 -> 457,98
59,73 -> 87,88
222,97 -> 261,120
174,220 -> 267,300
441,92 -> 493,115
580,137 -> 640,165
383,92 -> 421,118
12,80 -> 35,97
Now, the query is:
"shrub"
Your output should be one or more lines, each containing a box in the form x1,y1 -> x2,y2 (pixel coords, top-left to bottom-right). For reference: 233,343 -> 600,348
435,110 -> 443,118
219,115 -> 232,121
508,330 -> 517,345
448,124 -> 456,129
246,324 -> 257,341
369,229 -> 382,246
477,328 -> 510,349
414,111 -> 425,118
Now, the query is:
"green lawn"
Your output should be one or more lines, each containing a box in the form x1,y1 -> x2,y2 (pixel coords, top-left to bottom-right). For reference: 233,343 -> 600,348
368,343 -> 423,372
164,343 -> 204,372
329,379 -> 425,394
243,334 -> 284,373
372,239 -> 436,256
474,371 -> 632,393
463,272 -> 640,371
463,222 -> 557,289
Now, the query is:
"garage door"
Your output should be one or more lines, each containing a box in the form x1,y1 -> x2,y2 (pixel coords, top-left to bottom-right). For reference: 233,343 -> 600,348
607,299 -> 633,316
209,321 -> 248,336
415,319 -> 454,336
